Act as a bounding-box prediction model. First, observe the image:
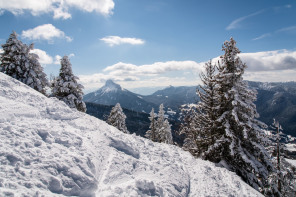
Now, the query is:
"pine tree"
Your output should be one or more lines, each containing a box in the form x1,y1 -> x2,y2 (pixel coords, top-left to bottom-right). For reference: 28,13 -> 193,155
159,119 -> 173,144
51,56 -> 86,112
145,108 -> 157,141
179,104 -> 199,156
0,31 -> 49,95
1,31 -> 29,79
27,46 -> 49,95
198,38 -> 273,192
155,104 -> 173,144
107,103 -> 129,134
180,61 -> 220,157
263,120 -> 296,196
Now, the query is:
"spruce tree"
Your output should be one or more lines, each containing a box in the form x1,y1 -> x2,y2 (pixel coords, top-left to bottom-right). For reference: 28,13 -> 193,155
179,104 -> 199,156
201,38 -> 273,192
0,31 -> 49,95
0,31 -> 29,79
145,108 -> 157,142
196,61 -> 220,156
185,38 -> 274,192
107,103 -> 129,134
180,61 -> 220,157
159,119 -> 173,144
263,120 -> 296,196
155,104 -> 173,144
51,56 -> 86,112
27,46 -> 49,95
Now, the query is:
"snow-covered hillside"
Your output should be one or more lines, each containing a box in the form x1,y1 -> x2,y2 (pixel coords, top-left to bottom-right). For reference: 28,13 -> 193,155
0,72 -> 262,196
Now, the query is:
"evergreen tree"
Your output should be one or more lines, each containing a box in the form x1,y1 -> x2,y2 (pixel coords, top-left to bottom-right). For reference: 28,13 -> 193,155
180,61 -> 220,157
51,56 -> 86,112
145,108 -> 157,141
159,119 -> 173,144
107,103 -> 129,134
198,38 -> 273,192
263,120 -> 296,196
27,46 -> 49,95
179,104 -> 199,156
197,60 -> 220,156
155,104 -> 173,144
0,31 -> 48,95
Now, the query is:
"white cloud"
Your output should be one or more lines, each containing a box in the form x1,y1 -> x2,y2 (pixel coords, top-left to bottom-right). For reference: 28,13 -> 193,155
100,36 -> 145,46
239,50 -> 296,71
54,55 -> 62,65
252,33 -> 271,41
104,60 -> 203,76
30,49 -> 53,65
276,25 -> 296,33
22,24 -> 72,42
0,0 -> 115,19
79,49 -> 296,93
226,10 -> 263,30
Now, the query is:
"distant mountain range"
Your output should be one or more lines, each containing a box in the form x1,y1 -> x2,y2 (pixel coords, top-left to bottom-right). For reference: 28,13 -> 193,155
84,80 -> 296,137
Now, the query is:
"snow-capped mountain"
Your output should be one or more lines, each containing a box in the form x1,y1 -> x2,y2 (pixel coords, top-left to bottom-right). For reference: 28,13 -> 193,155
84,81 -> 296,137
0,72 -> 263,196
143,85 -> 198,111
84,80 -> 157,113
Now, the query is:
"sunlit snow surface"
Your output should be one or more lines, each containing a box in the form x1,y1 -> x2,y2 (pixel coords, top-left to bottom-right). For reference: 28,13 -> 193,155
0,73 -> 262,196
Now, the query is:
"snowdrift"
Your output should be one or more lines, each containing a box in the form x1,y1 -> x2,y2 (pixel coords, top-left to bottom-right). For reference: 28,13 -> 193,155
0,72 -> 262,196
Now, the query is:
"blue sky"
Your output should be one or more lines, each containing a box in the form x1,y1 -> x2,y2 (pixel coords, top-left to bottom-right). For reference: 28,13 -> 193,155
0,0 -> 296,94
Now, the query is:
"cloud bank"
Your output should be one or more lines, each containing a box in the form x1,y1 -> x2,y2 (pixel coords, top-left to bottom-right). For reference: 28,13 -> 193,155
79,49 -> 296,92
100,36 -> 145,46
0,0 -> 115,19
22,24 -> 72,42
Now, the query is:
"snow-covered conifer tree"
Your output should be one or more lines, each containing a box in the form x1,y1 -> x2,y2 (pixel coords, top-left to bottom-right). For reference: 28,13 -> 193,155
179,104 -> 199,156
196,61 -> 220,155
145,108 -> 158,141
159,119 -> 173,144
27,46 -> 49,95
263,120 -> 296,196
51,56 -> 86,112
0,31 -> 49,95
180,61 -> 220,157
202,38 -> 273,192
107,103 -> 129,134
0,31 -> 29,79
155,104 -> 173,144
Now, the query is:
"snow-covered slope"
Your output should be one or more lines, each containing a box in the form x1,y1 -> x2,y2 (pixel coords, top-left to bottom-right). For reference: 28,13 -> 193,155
0,73 -> 262,196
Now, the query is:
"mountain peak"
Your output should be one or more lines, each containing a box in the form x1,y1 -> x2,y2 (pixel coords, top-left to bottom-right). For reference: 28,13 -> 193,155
105,79 -> 118,86
101,79 -> 122,93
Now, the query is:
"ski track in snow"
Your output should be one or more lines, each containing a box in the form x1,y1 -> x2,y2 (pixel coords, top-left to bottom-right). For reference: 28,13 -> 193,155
0,73 -> 262,196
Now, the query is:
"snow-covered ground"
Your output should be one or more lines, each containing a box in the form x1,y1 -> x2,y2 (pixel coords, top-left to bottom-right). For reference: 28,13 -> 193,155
0,72 -> 262,196
286,159 -> 296,168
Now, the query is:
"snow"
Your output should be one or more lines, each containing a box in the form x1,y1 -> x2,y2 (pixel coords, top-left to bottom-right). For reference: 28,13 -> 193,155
286,159 -> 296,168
0,72 -> 262,196
285,143 -> 296,152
